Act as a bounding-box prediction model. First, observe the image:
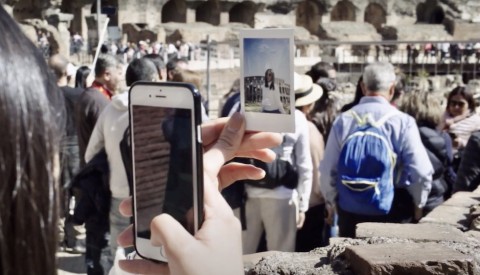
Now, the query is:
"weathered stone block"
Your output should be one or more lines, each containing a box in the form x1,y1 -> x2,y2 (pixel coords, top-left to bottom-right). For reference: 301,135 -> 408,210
394,24 -> 452,41
318,21 -> 381,42
420,205 -> 470,230
356,223 -> 468,243
345,242 -> 479,275
451,21 -> 480,40
467,230 -> 480,242
246,250 -> 334,275
243,251 -> 278,270
444,192 -> 480,208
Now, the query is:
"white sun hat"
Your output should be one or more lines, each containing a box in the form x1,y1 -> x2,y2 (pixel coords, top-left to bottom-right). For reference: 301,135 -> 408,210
294,72 -> 323,107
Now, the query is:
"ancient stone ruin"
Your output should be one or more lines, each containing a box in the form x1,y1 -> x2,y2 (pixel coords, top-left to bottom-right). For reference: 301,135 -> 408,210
2,0 -> 480,54
244,188 -> 480,274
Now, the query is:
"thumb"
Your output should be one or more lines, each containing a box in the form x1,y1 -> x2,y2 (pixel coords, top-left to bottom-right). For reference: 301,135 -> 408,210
204,112 -> 245,182
150,214 -> 195,254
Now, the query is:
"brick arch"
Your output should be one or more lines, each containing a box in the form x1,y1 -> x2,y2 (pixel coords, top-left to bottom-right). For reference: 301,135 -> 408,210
416,0 -> 444,24
196,0 -> 220,26
331,0 -> 356,22
229,1 -> 257,27
162,0 -> 187,23
296,0 -> 323,34
429,5 -> 445,24
364,2 -> 386,30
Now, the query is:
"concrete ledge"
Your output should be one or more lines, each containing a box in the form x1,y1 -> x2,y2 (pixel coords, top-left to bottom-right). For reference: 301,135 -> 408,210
356,223 -> 468,243
420,205 -> 470,230
345,242 -> 479,275
444,192 -> 480,208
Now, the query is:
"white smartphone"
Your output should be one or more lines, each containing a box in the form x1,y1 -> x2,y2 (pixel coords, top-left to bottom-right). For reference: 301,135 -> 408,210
129,82 -> 203,262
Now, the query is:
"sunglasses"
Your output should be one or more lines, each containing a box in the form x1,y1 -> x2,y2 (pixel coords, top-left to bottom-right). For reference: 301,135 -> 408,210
449,100 -> 466,107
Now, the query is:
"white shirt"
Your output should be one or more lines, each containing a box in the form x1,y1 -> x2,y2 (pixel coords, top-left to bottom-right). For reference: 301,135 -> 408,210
261,82 -> 285,113
246,110 -> 313,212
86,92 -> 130,199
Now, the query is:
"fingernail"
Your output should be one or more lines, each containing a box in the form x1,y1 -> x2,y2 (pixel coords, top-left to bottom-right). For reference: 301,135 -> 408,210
227,112 -> 244,132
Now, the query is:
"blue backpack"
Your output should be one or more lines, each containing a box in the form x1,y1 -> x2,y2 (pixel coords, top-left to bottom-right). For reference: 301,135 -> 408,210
337,111 -> 398,215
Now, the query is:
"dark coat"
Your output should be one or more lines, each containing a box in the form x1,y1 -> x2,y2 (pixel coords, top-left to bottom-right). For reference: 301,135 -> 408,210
71,149 -> 111,231
455,131 -> 480,192
75,88 -> 109,167
61,86 -> 84,138
419,127 -> 455,214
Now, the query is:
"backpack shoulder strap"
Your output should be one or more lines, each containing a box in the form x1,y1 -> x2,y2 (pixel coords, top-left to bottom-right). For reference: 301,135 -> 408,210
349,110 -> 399,128
348,111 -> 365,126
370,110 -> 400,128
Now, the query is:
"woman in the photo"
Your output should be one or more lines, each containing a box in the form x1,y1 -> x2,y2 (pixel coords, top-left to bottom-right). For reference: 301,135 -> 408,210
261,68 -> 286,114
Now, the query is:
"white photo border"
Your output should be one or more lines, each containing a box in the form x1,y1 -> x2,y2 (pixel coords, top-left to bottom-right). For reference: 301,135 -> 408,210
239,28 -> 295,133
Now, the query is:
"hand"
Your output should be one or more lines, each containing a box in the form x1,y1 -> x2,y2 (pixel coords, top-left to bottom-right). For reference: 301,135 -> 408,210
296,211 -> 305,229
445,118 -> 454,128
200,113 -> 282,190
117,113 -> 282,274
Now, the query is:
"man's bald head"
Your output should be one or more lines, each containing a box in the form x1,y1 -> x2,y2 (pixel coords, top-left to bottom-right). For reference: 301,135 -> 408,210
48,54 -> 69,80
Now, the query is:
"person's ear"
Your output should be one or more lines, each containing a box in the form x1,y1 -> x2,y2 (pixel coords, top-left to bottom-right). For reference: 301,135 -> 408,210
388,83 -> 395,100
360,82 -> 367,95
104,70 -> 111,81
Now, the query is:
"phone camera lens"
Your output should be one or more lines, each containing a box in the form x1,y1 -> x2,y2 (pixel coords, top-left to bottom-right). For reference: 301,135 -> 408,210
149,95 -> 151,98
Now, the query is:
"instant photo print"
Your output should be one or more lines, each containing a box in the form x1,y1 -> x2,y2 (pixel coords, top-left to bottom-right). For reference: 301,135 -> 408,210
240,29 -> 295,133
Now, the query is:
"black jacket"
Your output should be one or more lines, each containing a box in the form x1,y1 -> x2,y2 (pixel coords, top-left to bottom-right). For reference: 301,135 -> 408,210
455,131 -> 480,192
61,86 -> 84,137
75,88 -> 109,167
71,149 -> 111,231
419,127 -> 455,213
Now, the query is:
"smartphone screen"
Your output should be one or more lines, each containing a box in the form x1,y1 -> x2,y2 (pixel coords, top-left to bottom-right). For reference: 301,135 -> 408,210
132,104 -> 196,239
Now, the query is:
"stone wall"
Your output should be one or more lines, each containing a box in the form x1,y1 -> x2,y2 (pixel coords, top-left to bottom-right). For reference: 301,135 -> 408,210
6,0 -> 480,62
244,187 -> 480,274
449,20 -> 480,40
118,0 -> 164,27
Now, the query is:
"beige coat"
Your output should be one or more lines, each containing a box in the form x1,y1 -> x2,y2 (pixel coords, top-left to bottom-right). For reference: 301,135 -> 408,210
307,121 -> 325,207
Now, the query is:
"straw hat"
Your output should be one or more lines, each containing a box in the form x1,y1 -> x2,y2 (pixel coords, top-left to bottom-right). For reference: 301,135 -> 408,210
294,72 -> 323,107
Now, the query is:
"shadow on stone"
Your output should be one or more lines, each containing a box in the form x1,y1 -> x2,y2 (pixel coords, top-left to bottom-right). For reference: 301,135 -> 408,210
57,253 -> 86,274
314,256 -> 329,268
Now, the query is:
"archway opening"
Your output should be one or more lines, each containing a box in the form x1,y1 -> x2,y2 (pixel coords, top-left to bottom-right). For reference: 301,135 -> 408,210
296,0 -> 322,34
229,1 -> 257,27
364,3 -> 386,30
416,1 -> 444,24
430,6 -> 444,24
330,0 -> 356,21
162,0 -> 187,23
196,0 -> 220,25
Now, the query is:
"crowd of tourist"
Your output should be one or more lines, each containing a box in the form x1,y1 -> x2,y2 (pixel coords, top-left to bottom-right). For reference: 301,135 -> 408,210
406,42 -> 480,64
2,4 -> 480,274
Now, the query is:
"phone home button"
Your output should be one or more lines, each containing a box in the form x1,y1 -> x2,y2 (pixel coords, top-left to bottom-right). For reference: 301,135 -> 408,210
160,246 -> 167,259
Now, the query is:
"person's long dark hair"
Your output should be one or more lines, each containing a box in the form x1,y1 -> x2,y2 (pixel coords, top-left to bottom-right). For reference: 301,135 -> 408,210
0,6 -> 65,274
75,65 -> 91,89
264,69 -> 275,90
310,78 -> 340,141
341,75 -> 364,112
447,86 -> 476,114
